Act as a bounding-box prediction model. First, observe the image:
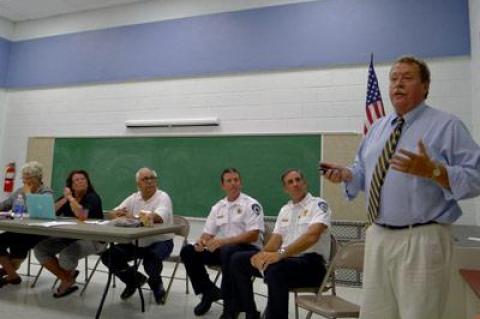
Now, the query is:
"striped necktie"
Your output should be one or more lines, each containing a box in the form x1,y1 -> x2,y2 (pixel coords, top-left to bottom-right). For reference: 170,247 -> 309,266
367,117 -> 405,225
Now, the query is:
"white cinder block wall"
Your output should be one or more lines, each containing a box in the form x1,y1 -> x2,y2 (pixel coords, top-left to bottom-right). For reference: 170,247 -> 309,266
0,0 -> 478,224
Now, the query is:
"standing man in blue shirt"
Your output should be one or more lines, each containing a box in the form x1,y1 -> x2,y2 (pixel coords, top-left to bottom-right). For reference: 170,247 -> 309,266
321,56 -> 480,319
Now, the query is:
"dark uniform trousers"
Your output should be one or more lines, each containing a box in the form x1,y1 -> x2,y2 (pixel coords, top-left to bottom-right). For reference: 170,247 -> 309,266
180,243 -> 259,311
231,251 -> 326,319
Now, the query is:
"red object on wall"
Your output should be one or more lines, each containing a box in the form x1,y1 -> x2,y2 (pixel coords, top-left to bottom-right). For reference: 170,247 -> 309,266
3,162 -> 15,193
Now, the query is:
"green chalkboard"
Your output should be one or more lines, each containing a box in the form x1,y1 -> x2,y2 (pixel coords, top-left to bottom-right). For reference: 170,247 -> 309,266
52,135 -> 321,217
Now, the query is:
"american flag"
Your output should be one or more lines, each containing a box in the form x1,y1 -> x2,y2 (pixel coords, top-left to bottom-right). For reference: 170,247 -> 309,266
363,55 -> 385,135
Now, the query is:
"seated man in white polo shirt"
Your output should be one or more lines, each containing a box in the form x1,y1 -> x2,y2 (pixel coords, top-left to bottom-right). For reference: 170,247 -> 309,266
101,167 -> 174,304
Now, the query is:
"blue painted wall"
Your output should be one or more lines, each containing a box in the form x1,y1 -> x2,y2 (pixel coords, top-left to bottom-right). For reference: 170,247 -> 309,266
4,0 -> 471,88
0,37 -> 11,87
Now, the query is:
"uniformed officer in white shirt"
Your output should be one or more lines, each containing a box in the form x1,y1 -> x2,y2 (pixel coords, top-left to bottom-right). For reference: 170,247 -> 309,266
180,168 -> 265,318
230,169 -> 331,319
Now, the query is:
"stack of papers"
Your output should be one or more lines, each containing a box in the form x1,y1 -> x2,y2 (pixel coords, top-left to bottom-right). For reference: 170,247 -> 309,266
84,220 -> 111,225
28,221 -> 77,227
28,220 -> 111,227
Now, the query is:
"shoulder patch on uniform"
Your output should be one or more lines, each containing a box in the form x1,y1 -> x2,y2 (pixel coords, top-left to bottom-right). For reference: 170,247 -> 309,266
318,201 -> 328,212
251,203 -> 262,215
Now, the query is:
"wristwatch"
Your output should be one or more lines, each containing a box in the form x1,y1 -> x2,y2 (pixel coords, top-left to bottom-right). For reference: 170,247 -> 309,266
431,163 -> 442,179
278,247 -> 287,259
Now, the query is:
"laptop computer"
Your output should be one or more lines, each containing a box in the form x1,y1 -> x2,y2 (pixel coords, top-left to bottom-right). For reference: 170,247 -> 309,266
26,194 -> 56,220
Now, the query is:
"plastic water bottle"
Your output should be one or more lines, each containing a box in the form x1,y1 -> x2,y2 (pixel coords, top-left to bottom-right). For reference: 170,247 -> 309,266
12,194 -> 26,219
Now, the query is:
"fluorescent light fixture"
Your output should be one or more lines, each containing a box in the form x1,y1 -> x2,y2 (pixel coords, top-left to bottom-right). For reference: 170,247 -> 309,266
125,117 -> 219,128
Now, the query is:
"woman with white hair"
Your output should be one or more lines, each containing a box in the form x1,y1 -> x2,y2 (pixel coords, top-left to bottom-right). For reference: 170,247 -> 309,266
0,161 -> 53,287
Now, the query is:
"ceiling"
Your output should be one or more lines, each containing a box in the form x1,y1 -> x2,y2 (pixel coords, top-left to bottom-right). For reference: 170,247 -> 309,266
0,0 -> 149,22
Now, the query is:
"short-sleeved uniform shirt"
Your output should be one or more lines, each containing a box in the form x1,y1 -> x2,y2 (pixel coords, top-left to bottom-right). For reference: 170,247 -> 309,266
274,193 -> 331,259
203,193 -> 265,248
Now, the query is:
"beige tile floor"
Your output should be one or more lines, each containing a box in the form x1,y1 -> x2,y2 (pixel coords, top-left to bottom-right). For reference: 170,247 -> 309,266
0,257 -> 362,319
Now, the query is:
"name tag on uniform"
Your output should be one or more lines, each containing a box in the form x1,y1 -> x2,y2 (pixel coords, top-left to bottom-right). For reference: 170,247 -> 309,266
280,218 -> 290,227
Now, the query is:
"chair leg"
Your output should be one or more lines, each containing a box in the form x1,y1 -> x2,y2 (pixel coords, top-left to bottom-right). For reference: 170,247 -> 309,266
163,261 -> 180,304
212,270 -> 221,285
84,256 -> 88,282
27,251 -> 31,276
80,256 -> 102,296
30,265 -> 44,288
51,278 -> 59,290
294,291 -> 299,319
306,311 -> 313,319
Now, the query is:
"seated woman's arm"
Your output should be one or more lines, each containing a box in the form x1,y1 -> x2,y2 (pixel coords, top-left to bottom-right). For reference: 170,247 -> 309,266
81,192 -> 103,219
54,196 -> 68,213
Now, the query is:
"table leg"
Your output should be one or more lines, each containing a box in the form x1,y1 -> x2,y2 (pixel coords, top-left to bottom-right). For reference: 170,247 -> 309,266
134,239 -> 145,312
95,242 -> 114,319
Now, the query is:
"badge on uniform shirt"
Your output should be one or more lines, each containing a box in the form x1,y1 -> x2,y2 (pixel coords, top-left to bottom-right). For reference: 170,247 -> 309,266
281,218 -> 289,223
237,208 -> 242,214
251,203 -> 261,216
318,201 -> 328,213
217,214 -> 224,219
299,209 -> 309,218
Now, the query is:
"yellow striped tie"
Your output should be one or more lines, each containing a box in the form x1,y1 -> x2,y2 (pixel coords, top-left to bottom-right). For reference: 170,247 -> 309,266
367,117 -> 405,224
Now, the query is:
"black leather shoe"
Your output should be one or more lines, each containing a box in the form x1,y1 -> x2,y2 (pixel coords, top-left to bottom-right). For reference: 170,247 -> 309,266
120,273 -> 147,300
150,281 -> 166,304
218,311 -> 239,319
245,311 -> 261,319
193,286 -> 221,316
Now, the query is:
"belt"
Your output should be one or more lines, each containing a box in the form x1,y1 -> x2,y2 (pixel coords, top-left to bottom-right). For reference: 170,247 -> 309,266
374,220 -> 437,230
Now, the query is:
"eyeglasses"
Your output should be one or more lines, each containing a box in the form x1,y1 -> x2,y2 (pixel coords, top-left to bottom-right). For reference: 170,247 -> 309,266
285,177 -> 303,185
140,176 -> 157,182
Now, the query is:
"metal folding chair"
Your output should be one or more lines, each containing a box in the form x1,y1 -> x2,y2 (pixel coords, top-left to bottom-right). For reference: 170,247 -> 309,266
295,240 -> 364,319
289,233 -> 338,319
259,233 -> 338,319
161,215 -> 191,303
